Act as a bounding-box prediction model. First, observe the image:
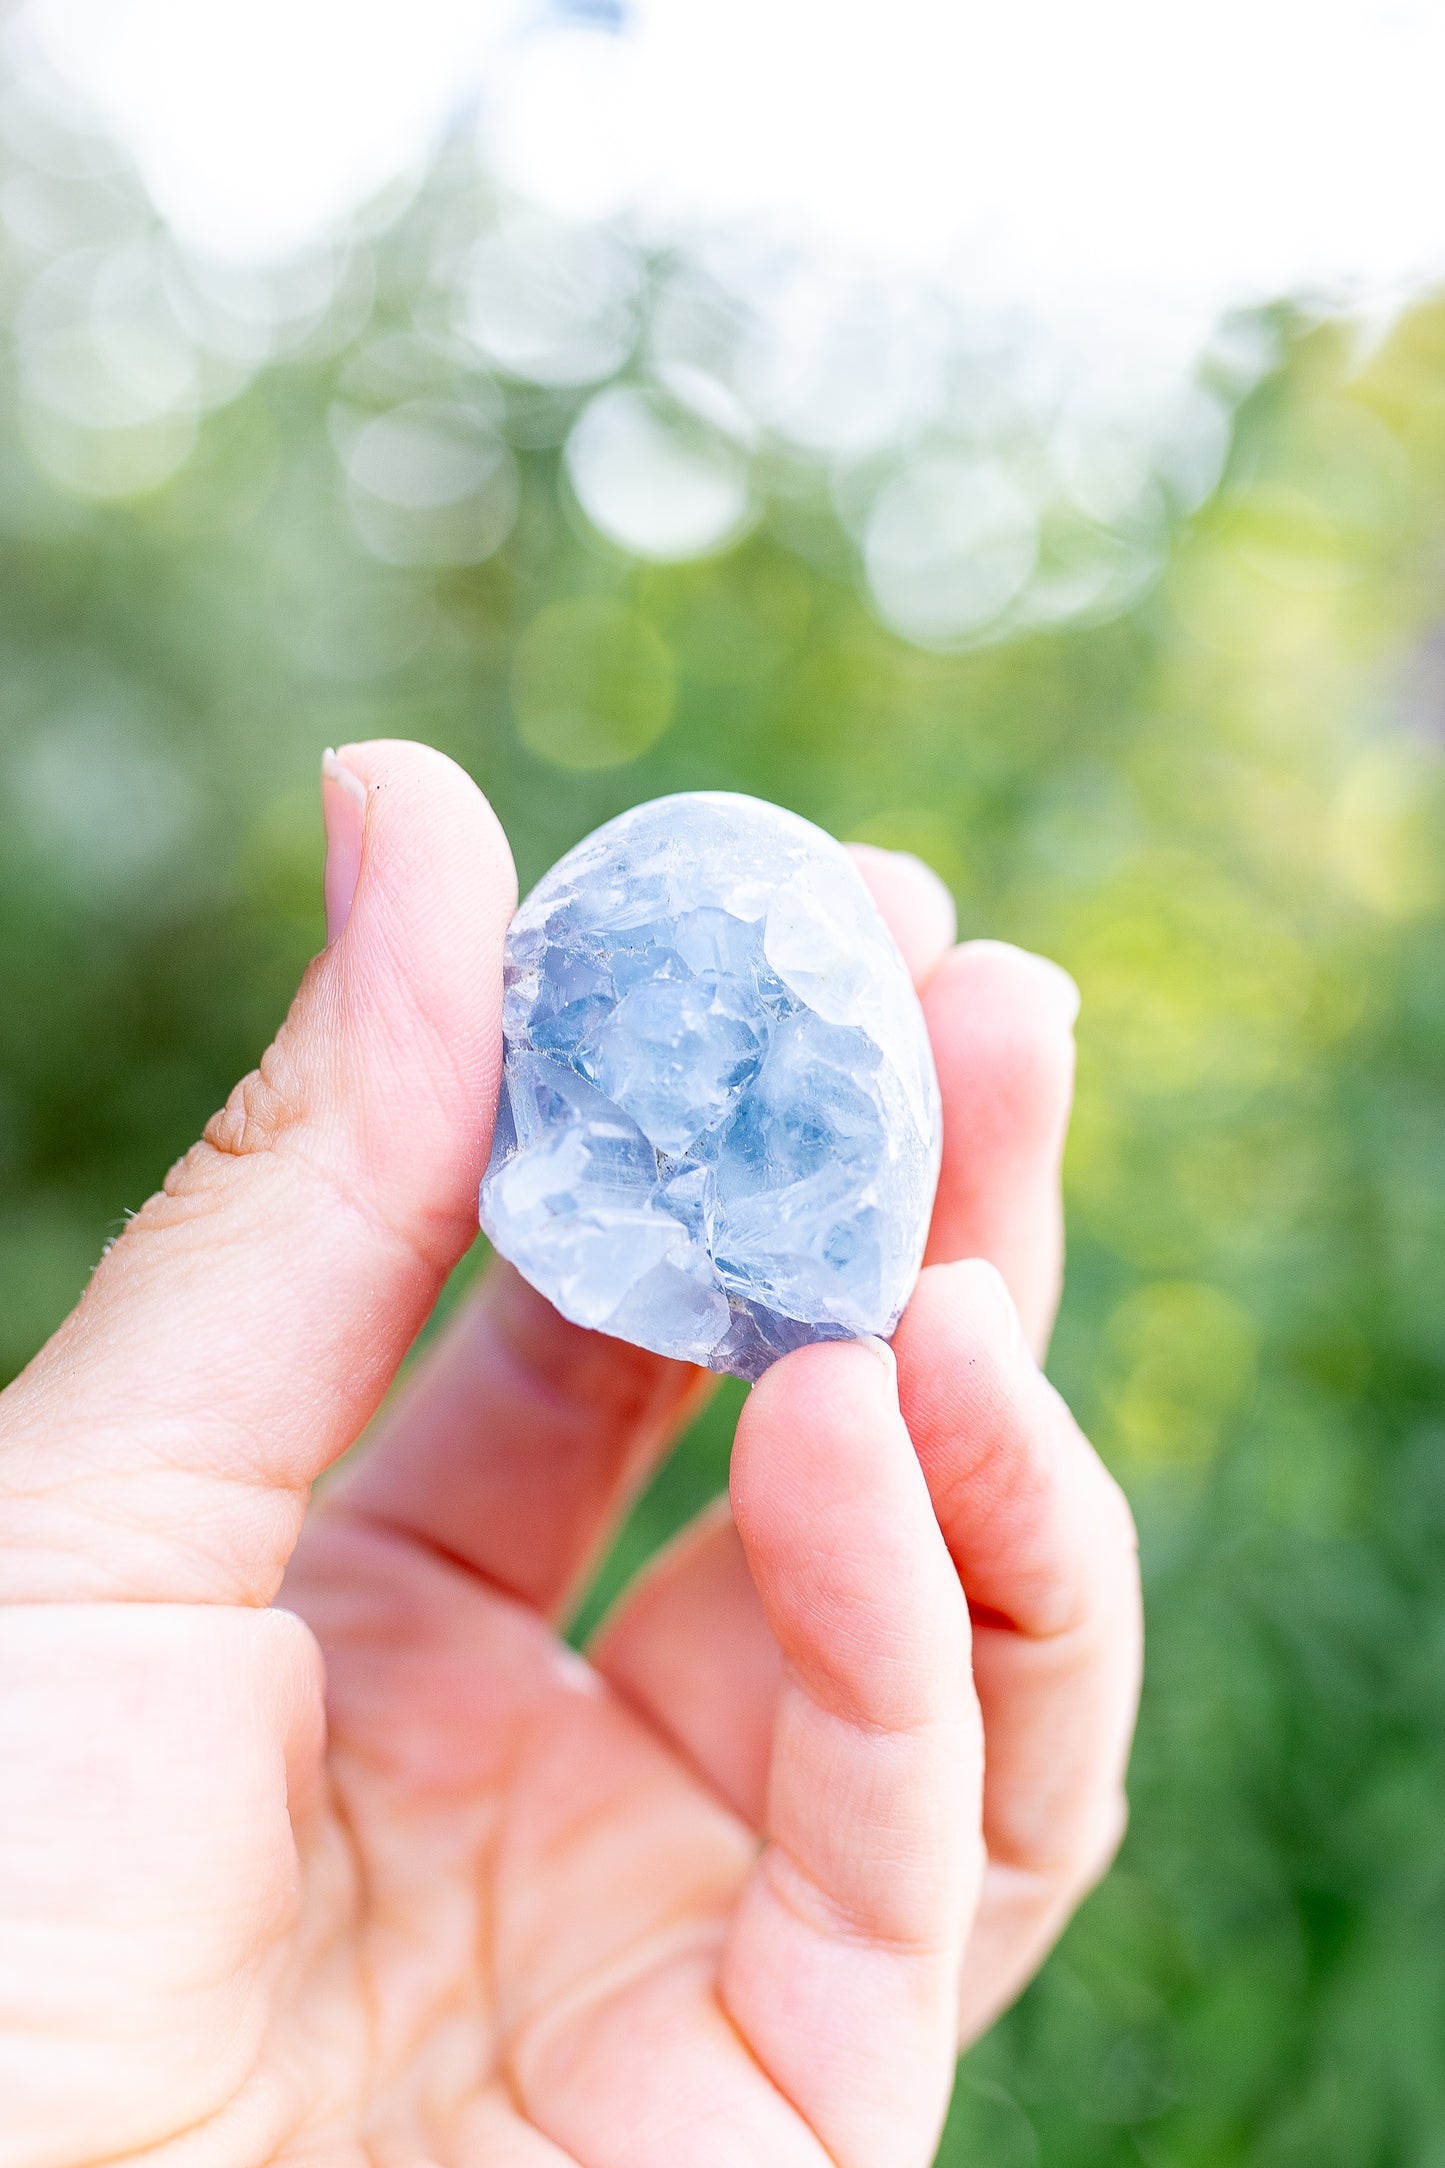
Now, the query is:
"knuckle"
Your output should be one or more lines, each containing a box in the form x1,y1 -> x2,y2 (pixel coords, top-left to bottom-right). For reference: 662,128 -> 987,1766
117,1047 -> 312,1240
198,1054 -> 307,1166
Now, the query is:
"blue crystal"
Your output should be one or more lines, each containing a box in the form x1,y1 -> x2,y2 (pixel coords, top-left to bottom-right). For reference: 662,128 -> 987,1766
480,792 -> 942,1380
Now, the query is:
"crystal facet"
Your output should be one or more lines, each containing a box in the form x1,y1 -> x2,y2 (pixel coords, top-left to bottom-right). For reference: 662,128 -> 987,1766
480,792 -> 942,1380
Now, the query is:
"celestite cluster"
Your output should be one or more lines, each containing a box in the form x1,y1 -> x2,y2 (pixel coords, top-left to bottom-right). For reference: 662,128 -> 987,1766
480,792 -> 942,1380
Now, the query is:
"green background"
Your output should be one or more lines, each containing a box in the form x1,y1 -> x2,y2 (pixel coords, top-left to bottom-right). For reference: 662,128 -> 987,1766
3,106 -> 1445,2168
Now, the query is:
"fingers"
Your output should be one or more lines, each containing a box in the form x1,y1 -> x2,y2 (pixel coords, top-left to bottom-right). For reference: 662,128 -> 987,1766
0,741 -> 516,1606
854,849 -> 1079,1365
892,1260 -> 1142,2039
593,1260 -> 1141,2049
592,923 -> 1080,1831
325,1263 -> 710,1619
721,1340 -> 981,2168
921,940 -> 1078,1356
847,844 -> 956,983
590,1502 -> 778,1822
314,841 -> 960,1621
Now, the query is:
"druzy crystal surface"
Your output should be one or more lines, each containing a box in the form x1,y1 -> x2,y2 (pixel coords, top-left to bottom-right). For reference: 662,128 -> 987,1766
480,793 -> 942,1380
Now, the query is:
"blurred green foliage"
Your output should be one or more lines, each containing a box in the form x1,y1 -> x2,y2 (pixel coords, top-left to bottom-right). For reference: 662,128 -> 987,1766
1,99 -> 1445,2168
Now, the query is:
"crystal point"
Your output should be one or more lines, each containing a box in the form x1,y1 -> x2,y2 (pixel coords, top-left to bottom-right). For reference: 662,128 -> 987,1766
481,792 -> 942,1380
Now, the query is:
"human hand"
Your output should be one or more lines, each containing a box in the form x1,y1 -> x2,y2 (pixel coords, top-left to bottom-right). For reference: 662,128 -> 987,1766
0,743 -> 1140,2168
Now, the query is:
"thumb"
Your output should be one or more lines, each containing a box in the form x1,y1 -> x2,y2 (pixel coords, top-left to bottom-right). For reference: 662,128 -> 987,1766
0,740 -> 516,1606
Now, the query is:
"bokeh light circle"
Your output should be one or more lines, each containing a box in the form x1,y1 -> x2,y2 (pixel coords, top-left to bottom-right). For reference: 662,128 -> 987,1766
340,396 -> 518,566
864,456 -> 1039,646
564,385 -> 751,562
459,212 -> 639,388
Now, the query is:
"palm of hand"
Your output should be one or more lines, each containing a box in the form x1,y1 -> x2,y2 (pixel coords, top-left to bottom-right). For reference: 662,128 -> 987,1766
257,1515 -> 886,2166
0,744 -> 1139,2168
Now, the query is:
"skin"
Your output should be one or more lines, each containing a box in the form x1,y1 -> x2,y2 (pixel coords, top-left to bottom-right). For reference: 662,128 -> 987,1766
0,741 -> 1141,2168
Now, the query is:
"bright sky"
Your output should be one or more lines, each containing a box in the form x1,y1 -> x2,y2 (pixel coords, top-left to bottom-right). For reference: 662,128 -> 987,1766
22,0 -> 1445,322
15,0 -> 1445,624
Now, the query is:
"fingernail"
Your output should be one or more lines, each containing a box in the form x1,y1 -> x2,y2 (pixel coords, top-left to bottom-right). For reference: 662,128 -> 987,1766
321,748 -> 366,945
855,1333 -> 898,1386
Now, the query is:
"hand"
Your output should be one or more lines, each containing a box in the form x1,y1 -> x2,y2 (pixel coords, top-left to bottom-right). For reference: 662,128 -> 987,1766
0,743 -> 1140,2168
